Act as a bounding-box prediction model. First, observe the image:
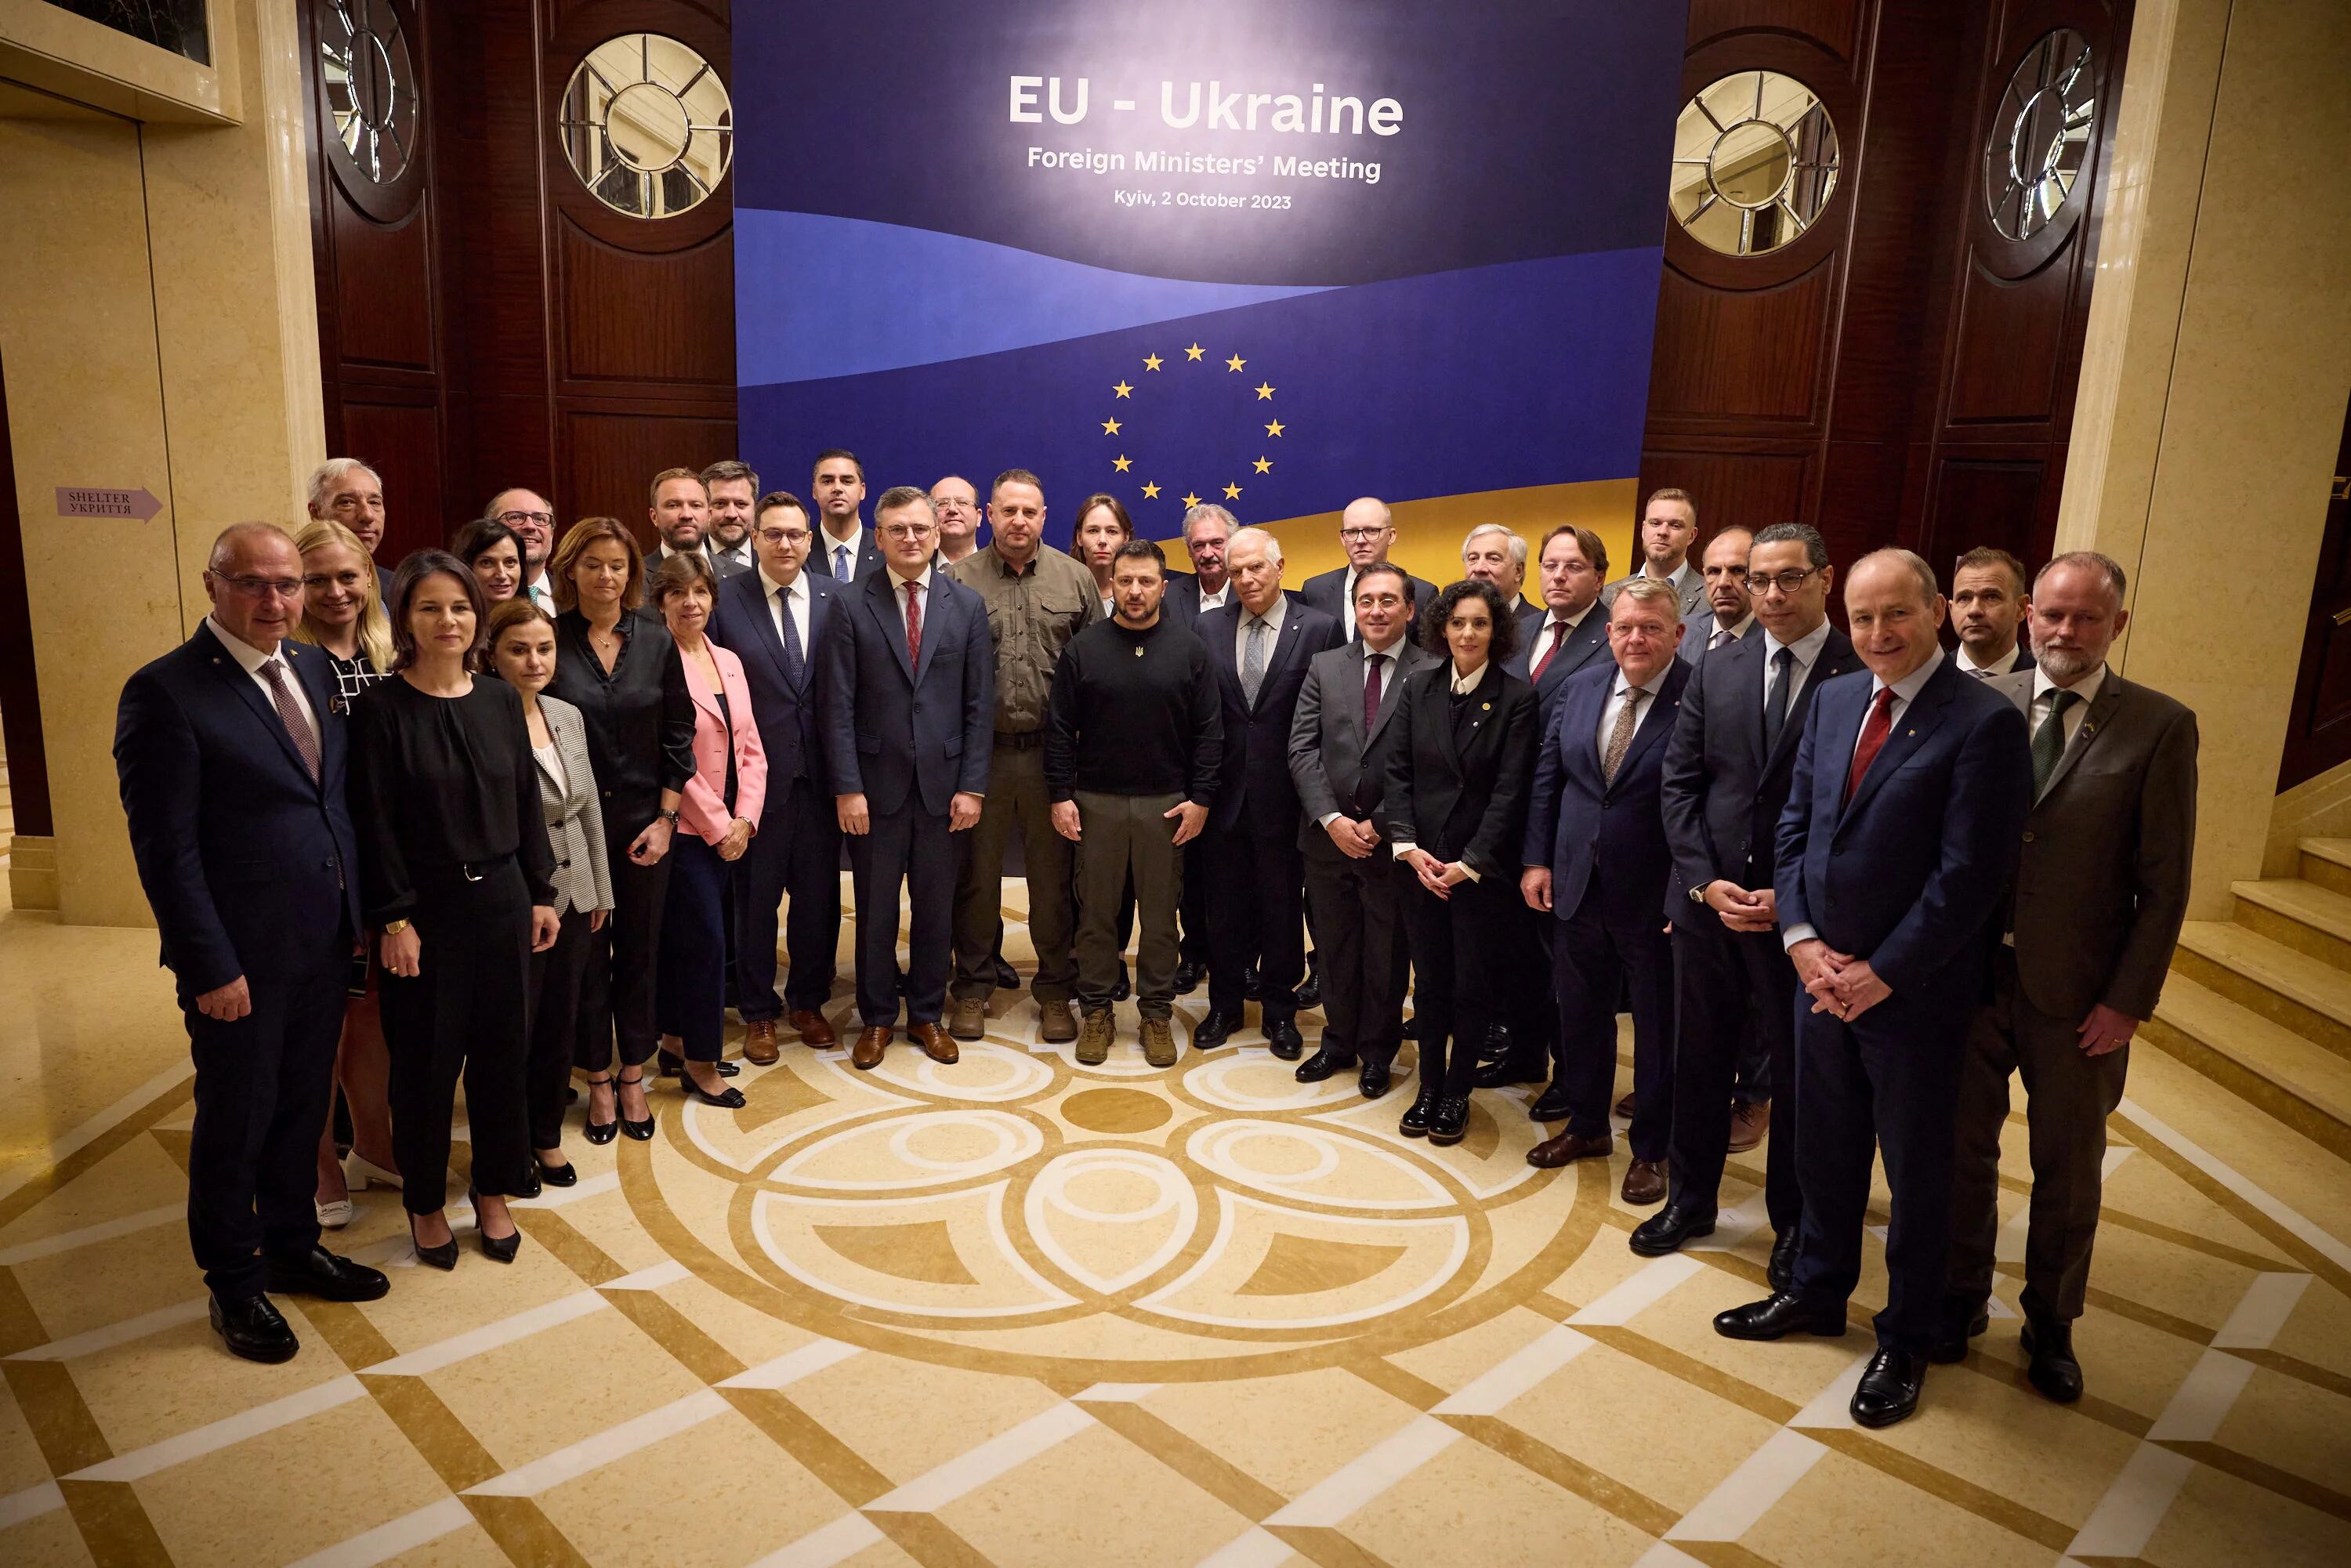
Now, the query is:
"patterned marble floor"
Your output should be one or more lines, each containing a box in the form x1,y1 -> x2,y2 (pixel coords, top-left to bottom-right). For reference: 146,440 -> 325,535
2,885 -> 2349,1568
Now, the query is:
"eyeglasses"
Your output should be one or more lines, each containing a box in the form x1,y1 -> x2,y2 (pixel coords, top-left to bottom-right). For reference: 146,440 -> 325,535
756,527 -> 812,545
496,509 -> 554,529
302,570 -> 368,590
1751,568 -> 1820,596
879,523 -> 936,541
1339,527 -> 1389,542
214,573 -> 304,599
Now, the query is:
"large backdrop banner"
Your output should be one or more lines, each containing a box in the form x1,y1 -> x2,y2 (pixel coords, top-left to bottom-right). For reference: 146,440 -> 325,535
734,0 -> 1688,585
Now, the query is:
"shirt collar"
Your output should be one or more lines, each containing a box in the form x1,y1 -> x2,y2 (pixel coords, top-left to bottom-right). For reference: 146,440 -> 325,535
1873,646 -> 1946,703
1449,659 -> 1489,696
2034,662 -> 2105,708
1763,617 -> 1833,664
1198,580 -> 1230,606
1360,632 -> 1407,661
1710,612 -> 1755,642
206,615 -> 288,675
993,546 -> 1040,578
759,564 -> 804,601
1613,664 -> 1667,699
1549,601 -> 1596,632
1244,596 -> 1287,635
887,563 -> 934,596
1957,641 -> 2016,672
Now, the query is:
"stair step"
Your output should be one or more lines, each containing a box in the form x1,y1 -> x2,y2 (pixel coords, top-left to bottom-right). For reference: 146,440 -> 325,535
2143,972 -> 2351,1161
2230,878 -> 2351,969
2297,838 -> 2351,898
2172,921 -> 2351,1063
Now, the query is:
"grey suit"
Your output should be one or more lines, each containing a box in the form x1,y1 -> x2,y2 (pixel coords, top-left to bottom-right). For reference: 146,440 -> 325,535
1289,639 -> 1439,1067
533,696 -> 614,918
525,693 -> 612,1151
1947,664 -> 2198,1327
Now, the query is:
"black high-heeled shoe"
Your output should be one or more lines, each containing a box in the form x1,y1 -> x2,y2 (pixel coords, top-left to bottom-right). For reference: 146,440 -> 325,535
410,1215 -> 458,1271
616,1068 -> 656,1141
469,1187 -> 522,1264
678,1064 -> 747,1109
533,1157 -> 579,1188
582,1073 -> 619,1146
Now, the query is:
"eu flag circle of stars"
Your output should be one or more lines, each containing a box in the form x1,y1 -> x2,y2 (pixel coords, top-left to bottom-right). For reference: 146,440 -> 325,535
1102,343 -> 1282,513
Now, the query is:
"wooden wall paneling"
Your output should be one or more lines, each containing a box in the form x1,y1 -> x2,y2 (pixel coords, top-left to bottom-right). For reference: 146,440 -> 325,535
1919,451 -> 2046,574
1646,262 -> 1836,422
1686,0 -> 1867,61
1637,447 -> 1813,537
555,220 -> 736,387
328,197 -> 437,373
560,405 -> 739,545
339,393 -> 449,561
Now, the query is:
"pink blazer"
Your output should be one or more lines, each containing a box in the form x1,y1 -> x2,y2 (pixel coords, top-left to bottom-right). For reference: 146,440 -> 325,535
681,643 -> 767,844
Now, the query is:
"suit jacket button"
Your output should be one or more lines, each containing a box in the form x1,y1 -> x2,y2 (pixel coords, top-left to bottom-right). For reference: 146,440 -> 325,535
2022,831 -> 2035,842
559,858 -> 571,868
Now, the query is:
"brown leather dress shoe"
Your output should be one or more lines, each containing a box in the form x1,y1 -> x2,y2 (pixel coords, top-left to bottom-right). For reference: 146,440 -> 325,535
744,1019 -> 781,1066
1621,1157 -> 1667,1204
851,1026 -> 891,1070
790,1009 -> 839,1047
910,1023 -> 959,1064
1614,1092 -> 1637,1121
1527,1130 -> 1613,1168
1727,1099 -> 1769,1153
948,997 -> 987,1041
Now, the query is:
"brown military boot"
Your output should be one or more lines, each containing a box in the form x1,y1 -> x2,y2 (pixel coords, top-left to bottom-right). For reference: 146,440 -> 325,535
948,997 -> 987,1041
1139,1017 -> 1178,1068
1037,998 -> 1078,1044
1076,1009 -> 1115,1066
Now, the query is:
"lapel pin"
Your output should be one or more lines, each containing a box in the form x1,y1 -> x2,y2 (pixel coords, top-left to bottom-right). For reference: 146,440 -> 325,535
1481,701 -> 1491,711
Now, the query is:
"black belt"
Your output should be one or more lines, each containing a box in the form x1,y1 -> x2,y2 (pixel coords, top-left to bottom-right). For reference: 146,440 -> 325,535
994,730 -> 1046,751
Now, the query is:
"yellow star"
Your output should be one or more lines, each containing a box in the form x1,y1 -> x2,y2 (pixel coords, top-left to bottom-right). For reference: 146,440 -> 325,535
1101,416 -> 1122,434
1226,354 -> 1246,372
1252,456 -> 1272,474
1112,381 -> 1133,399
1112,454 -> 1132,473
1143,353 -> 1164,371
1254,382 -> 1275,400
1265,418 -> 1284,436
1141,481 -> 1161,498
1222,483 -> 1243,500
1181,491 -> 1202,508
1184,343 -> 1205,361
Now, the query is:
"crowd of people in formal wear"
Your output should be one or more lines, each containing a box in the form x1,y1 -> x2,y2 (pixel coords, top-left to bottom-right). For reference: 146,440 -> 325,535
113,454 -> 2197,1431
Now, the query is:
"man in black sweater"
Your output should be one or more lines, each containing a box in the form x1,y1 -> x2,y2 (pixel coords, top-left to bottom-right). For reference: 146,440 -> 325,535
1048,540 -> 1224,1066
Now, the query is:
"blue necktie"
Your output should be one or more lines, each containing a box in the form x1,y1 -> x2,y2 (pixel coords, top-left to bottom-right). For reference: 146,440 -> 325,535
833,543 -> 852,580
777,587 -> 806,688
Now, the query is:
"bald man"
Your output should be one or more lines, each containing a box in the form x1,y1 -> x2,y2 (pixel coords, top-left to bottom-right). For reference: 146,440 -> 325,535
1299,498 -> 1438,643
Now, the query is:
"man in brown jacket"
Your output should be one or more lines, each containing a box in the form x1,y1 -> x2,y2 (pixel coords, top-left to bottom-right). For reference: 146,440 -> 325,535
1940,550 -> 2198,1403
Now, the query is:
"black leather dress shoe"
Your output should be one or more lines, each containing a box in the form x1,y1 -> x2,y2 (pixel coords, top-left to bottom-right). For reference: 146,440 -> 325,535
1242,964 -> 1262,1001
1928,1303 -> 1989,1365
1398,1085 -> 1440,1137
1400,1016 -> 1418,1041
1293,956 -> 1321,1010
1473,1055 -> 1549,1089
1113,966 -> 1132,1002
993,956 -> 1021,990
1767,1228 -> 1800,1294
1173,959 -> 1204,994
1713,1291 -> 1848,1342
1527,1083 -> 1573,1122
1426,1094 -> 1470,1146
1628,1204 -> 1717,1257
2021,1314 -> 2084,1403
1265,1019 -> 1304,1061
211,1293 -> 299,1363
1295,1046 -> 1357,1083
1358,1059 -> 1391,1099
265,1245 -> 390,1302
534,1159 -> 580,1189
1191,1009 -> 1239,1050
1851,1346 -> 1925,1428
1480,1019 -> 1513,1064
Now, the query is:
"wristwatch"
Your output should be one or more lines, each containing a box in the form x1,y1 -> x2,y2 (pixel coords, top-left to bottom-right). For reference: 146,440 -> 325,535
657,809 -> 680,826
1686,885 -> 1710,905
382,918 -> 411,936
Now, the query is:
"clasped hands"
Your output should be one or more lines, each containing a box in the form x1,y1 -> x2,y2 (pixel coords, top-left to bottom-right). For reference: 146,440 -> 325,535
1405,847 -> 1471,899
1788,937 -> 1890,1021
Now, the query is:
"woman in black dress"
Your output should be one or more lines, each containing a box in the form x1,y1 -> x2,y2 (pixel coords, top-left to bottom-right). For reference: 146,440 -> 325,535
352,552 -> 560,1266
543,519 -> 695,1143
1379,579 -> 1538,1146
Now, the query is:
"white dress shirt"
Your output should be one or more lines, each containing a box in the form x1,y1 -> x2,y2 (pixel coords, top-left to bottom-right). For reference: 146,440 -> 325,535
1235,593 -> 1288,671
2030,663 -> 2103,758
208,616 -> 320,751
820,526 -> 865,580
1704,613 -> 1755,651
762,565 -> 811,657
712,538 -> 755,574
1530,603 -> 1596,668
1760,617 -> 1835,724
523,570 -> 556,614
1596,667 -> 1669,759
1394,658 -> 1491,879
1196,580 -> 1232,613
1336,566 -> 1362,640
1957,641 -> 2021,677
886,563 -> 934,636
1783,646 -> 1945,951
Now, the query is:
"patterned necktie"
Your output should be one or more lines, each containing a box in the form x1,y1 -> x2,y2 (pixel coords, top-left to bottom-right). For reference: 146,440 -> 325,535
1602,686 -> 1642,785
835,542 -> 852,580
903,579 -> 923,673
259,659 -> 321,783
1764,646 -> 1795,753
1709,627 -> 1733,651
776,584 -> 806,687
2031,688 -> 2081,795
1967,666 -> 1991,679
1363,652 -> 1386,734
1531,620 -> 1567,682
1843,686 -> 1897,806
1242,616 -> 1270,707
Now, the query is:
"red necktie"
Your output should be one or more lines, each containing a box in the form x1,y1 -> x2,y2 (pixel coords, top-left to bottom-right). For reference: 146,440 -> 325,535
1363,652 -> 1386,733
1531,620 -> 1567,681
904,579 -> 923,673
1843,686 -> 1896,806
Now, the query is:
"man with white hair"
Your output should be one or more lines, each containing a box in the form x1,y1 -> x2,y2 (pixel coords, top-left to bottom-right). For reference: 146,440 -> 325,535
307,459 -> 389,596
1462,524 -> 1538,626
1192,527 -> 1342,1052
1300,498 -> 1437,643
1165,502 -> 1238,627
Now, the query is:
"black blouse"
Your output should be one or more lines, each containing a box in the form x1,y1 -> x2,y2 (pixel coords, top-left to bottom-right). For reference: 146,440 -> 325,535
545,609 -> 697,828
350,675 -> 559,926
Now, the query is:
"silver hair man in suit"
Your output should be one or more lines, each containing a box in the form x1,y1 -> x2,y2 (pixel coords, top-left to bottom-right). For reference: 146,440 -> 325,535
1940,550 -> 2197,1403
1288,563 -> 1440,1099
1603,487 -> 1707,622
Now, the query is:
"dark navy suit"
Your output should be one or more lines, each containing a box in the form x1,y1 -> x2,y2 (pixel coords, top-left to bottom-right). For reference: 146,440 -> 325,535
1774,653 -> 2030,1350
709,565 -> 840,1020
1505,606 -> 1612,721
114,623 -> 362,1299
1660,624 -> 1860,1232
1521,658 -> 1689,1157
819,567 -> 994,1026
1197,599 -> 1343,1027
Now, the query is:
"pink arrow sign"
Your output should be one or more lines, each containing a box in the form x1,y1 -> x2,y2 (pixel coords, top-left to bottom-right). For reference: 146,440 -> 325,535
56,485 -> 163,520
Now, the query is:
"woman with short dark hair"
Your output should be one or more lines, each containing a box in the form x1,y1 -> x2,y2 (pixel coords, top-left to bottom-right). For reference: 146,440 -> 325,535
1380,579 -> 1536,1146
451,518 -> 525,606
351,552 -> 560,1266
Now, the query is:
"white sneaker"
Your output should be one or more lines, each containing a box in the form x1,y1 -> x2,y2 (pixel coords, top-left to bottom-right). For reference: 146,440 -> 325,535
342,1151 -> 403,1191
316,1197 -> 354,1229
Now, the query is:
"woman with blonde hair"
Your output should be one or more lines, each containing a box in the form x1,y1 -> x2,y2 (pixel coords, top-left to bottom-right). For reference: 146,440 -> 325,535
290,518 -> 401,1228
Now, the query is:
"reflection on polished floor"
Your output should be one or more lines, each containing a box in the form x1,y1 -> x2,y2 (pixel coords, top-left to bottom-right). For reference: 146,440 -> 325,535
3,883 -> 2349,1568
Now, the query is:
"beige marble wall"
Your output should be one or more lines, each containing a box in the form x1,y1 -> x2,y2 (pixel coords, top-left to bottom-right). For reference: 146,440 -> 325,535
2058,0 -> 2351,918
0,0 -> 324,926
